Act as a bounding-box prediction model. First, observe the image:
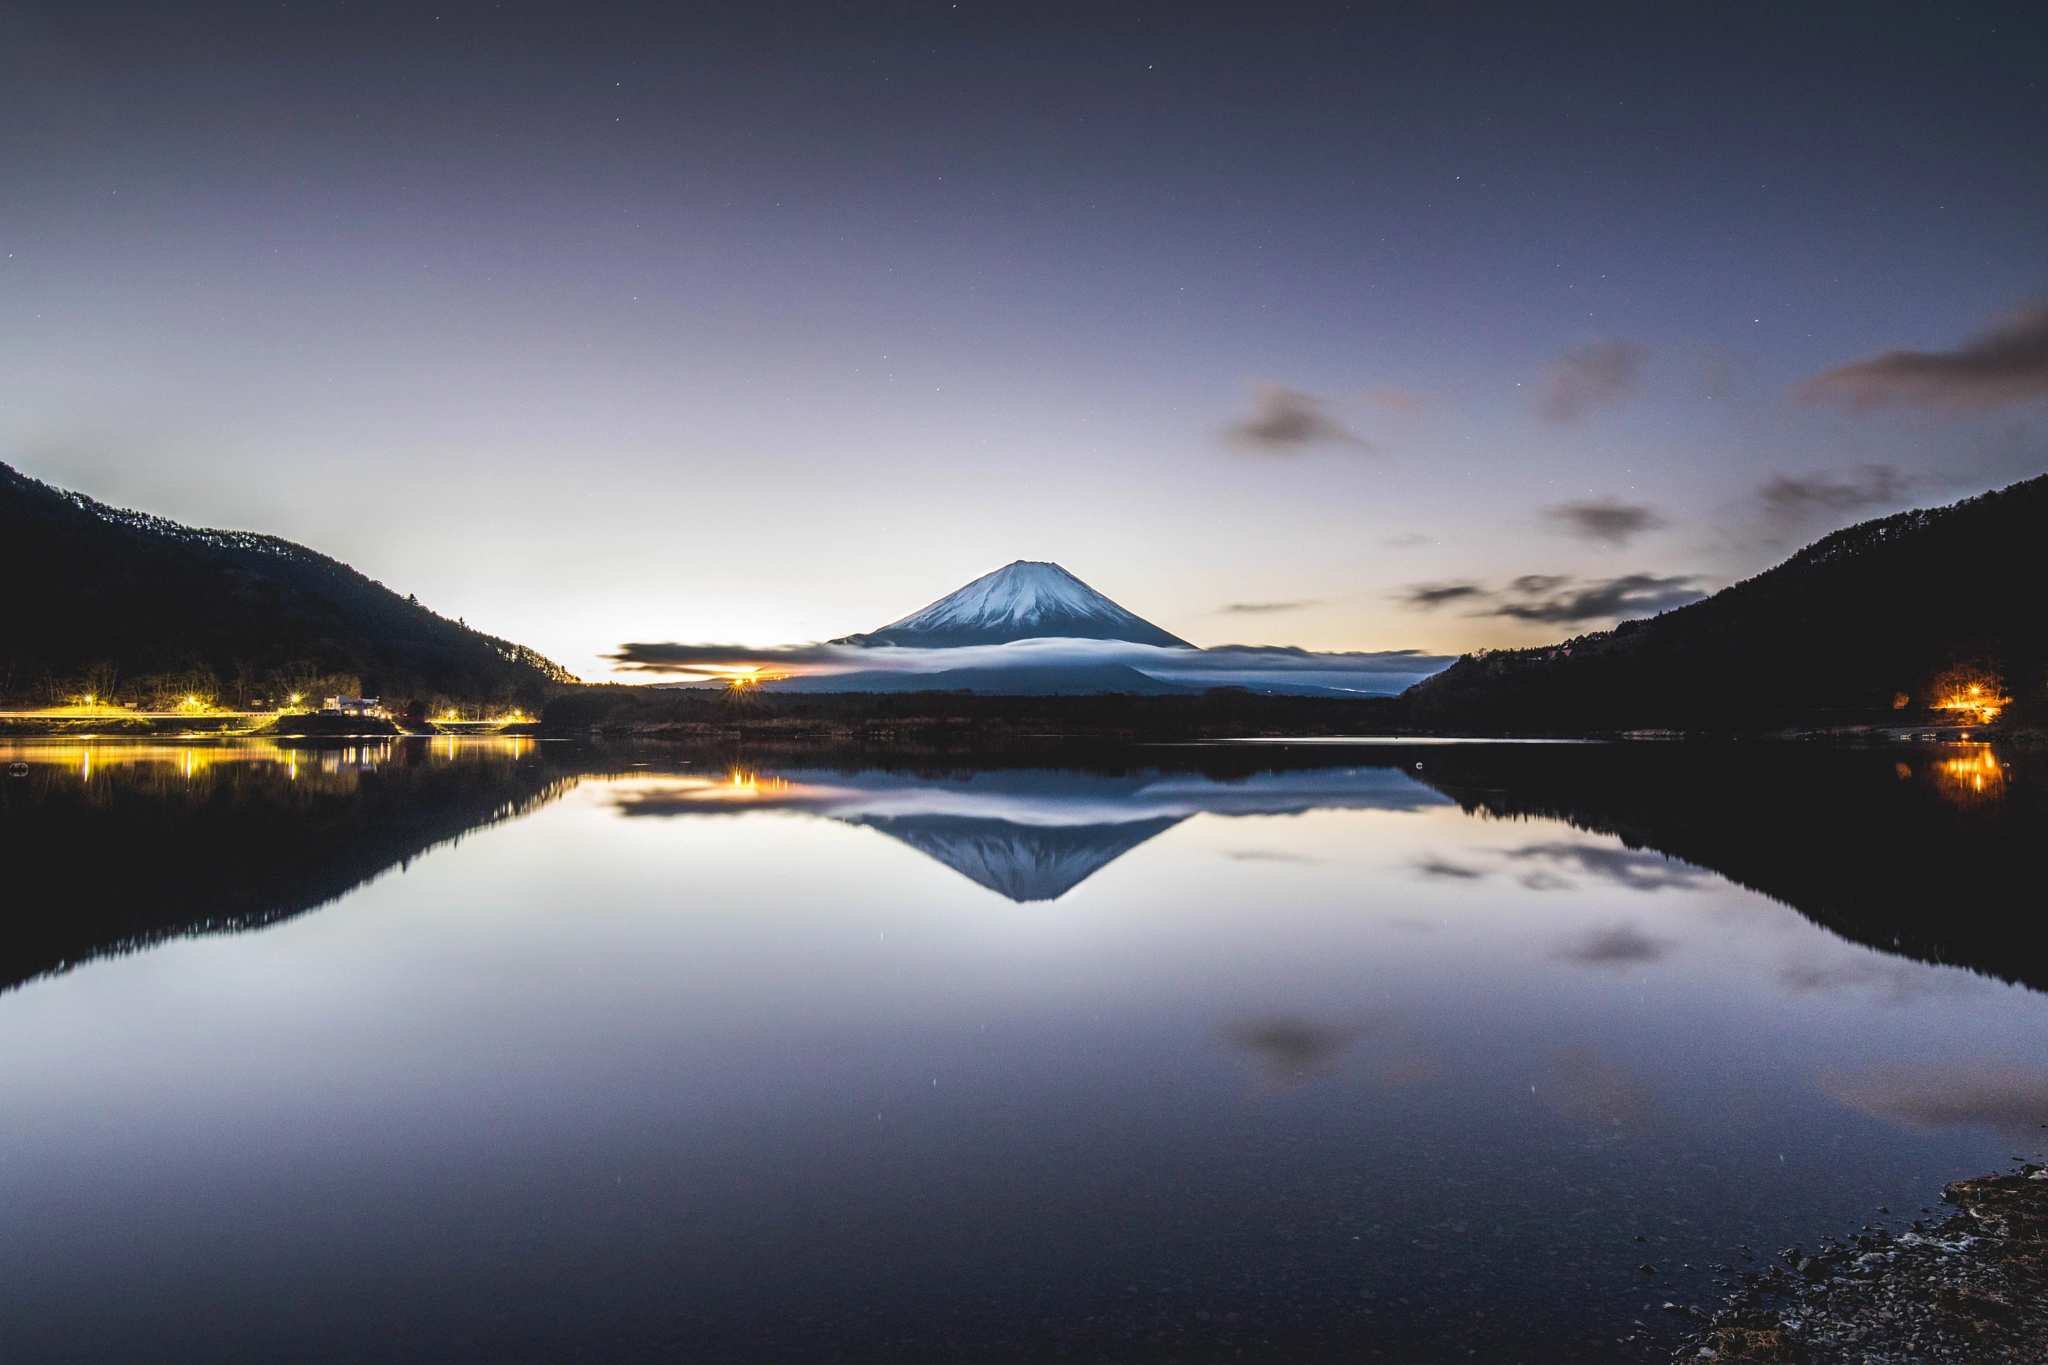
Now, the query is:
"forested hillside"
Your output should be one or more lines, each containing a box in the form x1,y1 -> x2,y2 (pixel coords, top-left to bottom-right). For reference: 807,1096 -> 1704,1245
0,462 -> 575,710
1405,473 -> 2048,733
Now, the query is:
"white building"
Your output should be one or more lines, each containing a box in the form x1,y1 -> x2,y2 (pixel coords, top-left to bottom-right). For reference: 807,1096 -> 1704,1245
323,695 -> 383,717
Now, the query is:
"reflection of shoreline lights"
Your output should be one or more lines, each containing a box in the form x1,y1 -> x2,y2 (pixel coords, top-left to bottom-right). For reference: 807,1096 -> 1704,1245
0,735 -> 540,782
320,743 -> 394,774
1935,746 -> 2005,800
725,768 -> 791,797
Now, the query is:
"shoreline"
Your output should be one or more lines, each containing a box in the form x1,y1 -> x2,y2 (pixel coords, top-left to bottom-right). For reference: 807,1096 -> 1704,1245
0,715 -> 540,739
1674,1167 -> 2047,1362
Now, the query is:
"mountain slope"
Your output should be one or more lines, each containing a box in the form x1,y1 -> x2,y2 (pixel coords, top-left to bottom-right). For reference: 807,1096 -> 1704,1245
1405,473 -> 2048,732
0,462 -> 574,707
833,560 -> 1192,648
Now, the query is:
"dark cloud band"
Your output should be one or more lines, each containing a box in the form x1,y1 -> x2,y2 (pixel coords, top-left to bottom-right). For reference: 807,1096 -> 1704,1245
1799,303 -> 2048,410
1399,572 -> 1704,624
1758,465 -> 1912,517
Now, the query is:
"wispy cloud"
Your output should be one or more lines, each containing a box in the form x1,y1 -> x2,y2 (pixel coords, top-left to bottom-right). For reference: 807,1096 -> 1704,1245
1798,303 -> 2048,410
1544,497 -> 1666,546
1398,581 -> 1488,609
1216,599 -> 1320,615
1400,574 -> 1705,624
1757,464 -> 1913,518
1539,340 -> 1647,423
1490,573 -> 1704,623
1220,382 -> 1374,455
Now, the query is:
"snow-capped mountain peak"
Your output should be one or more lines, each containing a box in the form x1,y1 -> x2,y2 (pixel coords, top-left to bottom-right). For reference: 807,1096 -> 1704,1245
834,560 -> 1191,648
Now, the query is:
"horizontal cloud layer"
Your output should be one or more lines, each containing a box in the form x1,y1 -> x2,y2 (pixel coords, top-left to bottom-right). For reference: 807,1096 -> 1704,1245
608,635 -> 1454,695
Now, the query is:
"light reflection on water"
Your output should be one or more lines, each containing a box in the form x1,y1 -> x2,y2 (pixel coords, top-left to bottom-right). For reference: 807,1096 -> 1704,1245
0,737 -> 2041,1364
1934,743 -> 2005,801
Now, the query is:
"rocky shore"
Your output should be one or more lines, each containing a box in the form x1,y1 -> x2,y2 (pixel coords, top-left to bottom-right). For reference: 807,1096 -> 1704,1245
1674,1168 -> 2047,1362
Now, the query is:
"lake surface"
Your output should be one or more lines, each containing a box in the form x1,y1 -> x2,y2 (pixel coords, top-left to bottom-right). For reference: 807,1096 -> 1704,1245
1,736 -> 2043,1363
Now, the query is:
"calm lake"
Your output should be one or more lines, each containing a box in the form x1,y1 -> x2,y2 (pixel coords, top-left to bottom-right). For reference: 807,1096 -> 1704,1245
1,736 -> 2042,1363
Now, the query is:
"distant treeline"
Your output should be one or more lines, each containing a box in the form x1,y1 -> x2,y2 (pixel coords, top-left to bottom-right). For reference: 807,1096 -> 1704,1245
0,462 -> 575,712
542,684 -> 1406,743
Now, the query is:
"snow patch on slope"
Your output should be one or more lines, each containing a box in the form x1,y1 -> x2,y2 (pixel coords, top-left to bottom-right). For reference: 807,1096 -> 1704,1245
835,561 -> 1191,648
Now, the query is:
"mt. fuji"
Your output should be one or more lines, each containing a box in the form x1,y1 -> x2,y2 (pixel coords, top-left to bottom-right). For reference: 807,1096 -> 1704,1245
614,559 -> 1454,695
834,561 -> 1192,649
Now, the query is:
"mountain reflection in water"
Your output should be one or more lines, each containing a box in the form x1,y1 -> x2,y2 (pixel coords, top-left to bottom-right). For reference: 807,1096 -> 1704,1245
608,764 -> 1443,901
2,738 -> 2040,991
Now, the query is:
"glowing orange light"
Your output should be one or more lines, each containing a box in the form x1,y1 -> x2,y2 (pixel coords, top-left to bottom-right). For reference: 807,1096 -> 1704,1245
1932,682 -> 2008,724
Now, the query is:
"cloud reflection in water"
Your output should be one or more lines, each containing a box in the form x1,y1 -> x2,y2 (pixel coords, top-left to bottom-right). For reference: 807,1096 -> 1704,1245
1552,923 -> 1673,968
1547,1048 -> 1660,1132
1820,1066 -> 2048,1135
1223,1015 -> 1379,1090
1509,842 -> 1714,892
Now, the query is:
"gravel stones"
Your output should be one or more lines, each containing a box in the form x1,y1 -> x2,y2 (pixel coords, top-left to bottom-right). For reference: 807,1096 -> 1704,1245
1674,1168 -> 2048,1362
